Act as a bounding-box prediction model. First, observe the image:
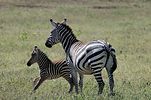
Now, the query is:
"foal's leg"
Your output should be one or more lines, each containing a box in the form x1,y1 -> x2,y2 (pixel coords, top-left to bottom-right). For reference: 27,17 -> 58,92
63,75 -> 74,93
33,76 -> 46,92
33,77 -> 40,87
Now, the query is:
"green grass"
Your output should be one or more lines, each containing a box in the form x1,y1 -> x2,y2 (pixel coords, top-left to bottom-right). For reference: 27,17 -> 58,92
0,0 -> 151,99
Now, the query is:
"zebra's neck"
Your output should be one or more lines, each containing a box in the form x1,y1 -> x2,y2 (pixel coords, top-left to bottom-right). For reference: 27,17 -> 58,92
60,31 -> 79,54
37,51 -> 52,69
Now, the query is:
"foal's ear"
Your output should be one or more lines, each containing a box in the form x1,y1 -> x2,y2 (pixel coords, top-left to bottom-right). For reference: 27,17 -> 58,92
34,45 -> 39,52
50,19 -> 57,27
34,45 -> 38,49
62,18 -> 67,24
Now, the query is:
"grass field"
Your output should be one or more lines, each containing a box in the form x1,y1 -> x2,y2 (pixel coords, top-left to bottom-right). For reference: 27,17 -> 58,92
0,0 -> 151,100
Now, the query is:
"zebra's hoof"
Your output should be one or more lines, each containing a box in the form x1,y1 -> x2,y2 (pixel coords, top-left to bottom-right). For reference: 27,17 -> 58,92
98,92 -> 103,95
108,92 -> 115,96
75,91 -> 79,94
68,90 -> 72,94
30,91 -> 34,95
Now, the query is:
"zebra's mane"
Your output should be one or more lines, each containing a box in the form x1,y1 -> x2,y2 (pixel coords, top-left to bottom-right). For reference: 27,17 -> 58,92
59,23 -> 78,40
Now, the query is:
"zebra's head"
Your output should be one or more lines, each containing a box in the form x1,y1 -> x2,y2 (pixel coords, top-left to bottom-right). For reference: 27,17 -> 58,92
45,18 -> 67,48
27,46 -> 39,66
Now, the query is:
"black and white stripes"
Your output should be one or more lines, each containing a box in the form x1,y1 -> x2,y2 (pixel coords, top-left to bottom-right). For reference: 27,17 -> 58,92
27,46 -> 74,93
45,19 -> 117,95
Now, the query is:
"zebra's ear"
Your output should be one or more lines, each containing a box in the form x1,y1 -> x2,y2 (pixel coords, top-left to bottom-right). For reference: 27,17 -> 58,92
62,18 -> 67,24
50,19 -> 57,27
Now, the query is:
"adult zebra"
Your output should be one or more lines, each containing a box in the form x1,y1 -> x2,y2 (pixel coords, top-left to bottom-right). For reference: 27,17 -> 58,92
45,19 -> 117,95
27,46 -> 74,93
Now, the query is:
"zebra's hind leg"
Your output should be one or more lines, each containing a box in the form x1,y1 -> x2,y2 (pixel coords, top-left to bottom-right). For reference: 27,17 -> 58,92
92,68 -> 105,95
63,75 -> 74,93
79,73 -> 84,92
106,68 -> 115,96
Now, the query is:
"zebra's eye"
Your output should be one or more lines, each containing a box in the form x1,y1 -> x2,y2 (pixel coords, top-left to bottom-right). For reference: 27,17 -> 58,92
51,29 -> 57,34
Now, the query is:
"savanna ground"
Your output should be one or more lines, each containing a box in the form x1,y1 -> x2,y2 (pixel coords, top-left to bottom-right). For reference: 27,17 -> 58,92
0,0 -> 151,100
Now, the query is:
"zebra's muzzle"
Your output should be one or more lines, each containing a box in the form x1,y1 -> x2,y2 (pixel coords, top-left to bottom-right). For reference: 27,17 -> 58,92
45,42 -> 52,48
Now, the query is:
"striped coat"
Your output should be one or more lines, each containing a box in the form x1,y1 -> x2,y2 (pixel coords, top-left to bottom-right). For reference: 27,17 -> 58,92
27,46 -> 74,93
45,19 -> 117,95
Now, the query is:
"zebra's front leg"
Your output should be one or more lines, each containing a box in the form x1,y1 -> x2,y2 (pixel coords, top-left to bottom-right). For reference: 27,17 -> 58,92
79,73 -> 84,92
33,77 -> 40,87
73,71 -> 79,94
32,76 -> 46,92
67,56 -> 78,94
71,68 -> 79,94
92,68 -> 105,95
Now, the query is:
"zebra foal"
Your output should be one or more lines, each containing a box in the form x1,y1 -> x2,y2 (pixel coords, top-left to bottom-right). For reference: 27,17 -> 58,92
27,46 -> 74,93
45,19 -> 117,95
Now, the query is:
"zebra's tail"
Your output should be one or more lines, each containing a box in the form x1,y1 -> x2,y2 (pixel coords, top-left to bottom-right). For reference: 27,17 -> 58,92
108,44 -> 117,74
102,41 -> 117,74
110,53 -> 117,74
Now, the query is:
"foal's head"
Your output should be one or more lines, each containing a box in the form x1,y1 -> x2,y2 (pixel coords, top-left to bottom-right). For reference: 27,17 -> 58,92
27,46 -> 40,66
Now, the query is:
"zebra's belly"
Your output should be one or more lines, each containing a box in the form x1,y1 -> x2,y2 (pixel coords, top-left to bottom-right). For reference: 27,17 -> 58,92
76,66 -> 93,75
47,75 -> 61,80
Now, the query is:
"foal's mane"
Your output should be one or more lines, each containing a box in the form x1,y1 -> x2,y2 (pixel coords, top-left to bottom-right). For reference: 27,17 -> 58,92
38,49 -> 52,63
